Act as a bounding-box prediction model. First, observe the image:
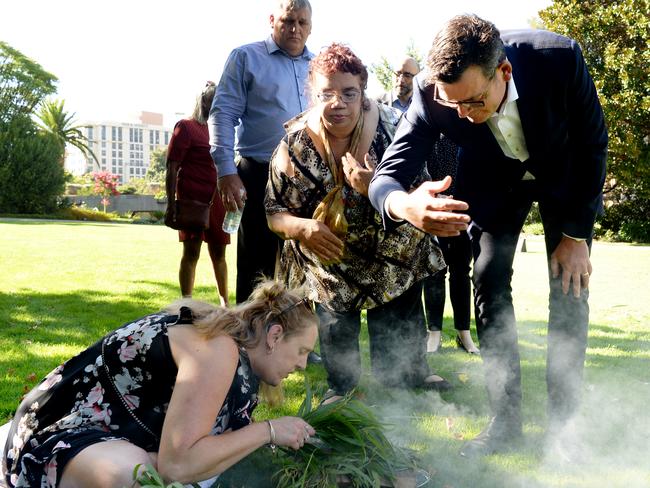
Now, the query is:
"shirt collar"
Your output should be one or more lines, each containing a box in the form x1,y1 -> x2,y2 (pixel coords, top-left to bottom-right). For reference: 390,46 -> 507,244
265,35 -> 313,60
492,72 -> 519,118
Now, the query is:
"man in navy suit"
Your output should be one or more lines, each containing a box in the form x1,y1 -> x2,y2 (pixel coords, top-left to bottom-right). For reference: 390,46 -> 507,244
369,14 -> 607,457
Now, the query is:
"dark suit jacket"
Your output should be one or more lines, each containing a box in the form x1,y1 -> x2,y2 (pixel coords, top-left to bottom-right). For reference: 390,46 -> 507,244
369,29 -> 607,238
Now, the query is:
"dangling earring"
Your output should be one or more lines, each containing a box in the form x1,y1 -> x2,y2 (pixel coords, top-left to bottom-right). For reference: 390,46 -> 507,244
266,342 -> 275,355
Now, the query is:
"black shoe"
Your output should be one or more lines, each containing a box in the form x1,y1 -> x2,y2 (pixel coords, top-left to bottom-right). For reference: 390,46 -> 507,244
459,417 -> 522,457
455,334 -> 480,355
307,351 -> 322,365
419,375 -> 453,392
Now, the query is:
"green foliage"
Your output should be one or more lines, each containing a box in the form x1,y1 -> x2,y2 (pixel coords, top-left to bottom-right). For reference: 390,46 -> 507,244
147,147 -> 167,183
370,56 -> 394,93
0,114 -> 65,213
37,98 -> 98,168
0,41 -> 57,124
134,463 -> 196,488
272,389 -> 416,488
595,198 -> 650,242
118,177 -> 151,195
56,206 -> 115,222
539,0 -> 650,241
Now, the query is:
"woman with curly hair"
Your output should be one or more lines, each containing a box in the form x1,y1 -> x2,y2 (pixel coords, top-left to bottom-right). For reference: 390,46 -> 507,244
265,43 -> 451,403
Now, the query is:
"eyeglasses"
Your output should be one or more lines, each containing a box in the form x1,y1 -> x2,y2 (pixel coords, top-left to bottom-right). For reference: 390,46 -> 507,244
265,297 -> 310,332
433,75 -> 494,110
277,297 -> 310,317
316,90 -> 361,104
394,71 -> 416,80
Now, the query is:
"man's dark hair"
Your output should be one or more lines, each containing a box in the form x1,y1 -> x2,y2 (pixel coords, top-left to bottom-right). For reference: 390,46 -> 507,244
426,14 -> 506,84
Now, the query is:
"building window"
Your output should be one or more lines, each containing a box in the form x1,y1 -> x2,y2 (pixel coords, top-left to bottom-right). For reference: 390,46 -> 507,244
101,125 -> 107,140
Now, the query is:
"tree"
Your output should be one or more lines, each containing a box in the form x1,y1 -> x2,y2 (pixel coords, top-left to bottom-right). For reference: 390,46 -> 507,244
0,42 -> 65,214
0,41 -> 57,124
92,171 -> 120,212
0,115 -> 65,214
146,147 -> 167,183
37,99 -> 99,169
539,0 -> 650,241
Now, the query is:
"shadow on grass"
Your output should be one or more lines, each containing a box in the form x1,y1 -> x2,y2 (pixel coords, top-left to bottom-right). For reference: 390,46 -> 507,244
0,283 -> 180,422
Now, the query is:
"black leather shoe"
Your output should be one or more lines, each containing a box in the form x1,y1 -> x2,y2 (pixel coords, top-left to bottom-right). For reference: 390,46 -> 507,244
456,334 -> 480,355
459,417 -> 522,457
419,375 -> 453,392
307,351 -> 322,365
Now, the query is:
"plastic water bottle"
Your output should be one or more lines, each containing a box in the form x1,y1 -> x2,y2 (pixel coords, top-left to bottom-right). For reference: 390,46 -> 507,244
222,189 -> 245,234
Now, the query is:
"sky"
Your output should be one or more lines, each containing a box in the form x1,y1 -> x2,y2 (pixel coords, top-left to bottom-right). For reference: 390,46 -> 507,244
1,0 -> 551,127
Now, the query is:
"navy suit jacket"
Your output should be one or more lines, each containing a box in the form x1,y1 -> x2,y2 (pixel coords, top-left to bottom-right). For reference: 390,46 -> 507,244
369,29 -> 607,238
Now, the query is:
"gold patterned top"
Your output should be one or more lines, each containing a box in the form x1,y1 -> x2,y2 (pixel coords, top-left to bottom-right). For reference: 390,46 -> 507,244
265,102 -> 445,311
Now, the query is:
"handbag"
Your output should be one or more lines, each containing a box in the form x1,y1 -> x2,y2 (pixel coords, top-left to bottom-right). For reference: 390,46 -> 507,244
164,162 -> 217,231
169,198 -> 211,231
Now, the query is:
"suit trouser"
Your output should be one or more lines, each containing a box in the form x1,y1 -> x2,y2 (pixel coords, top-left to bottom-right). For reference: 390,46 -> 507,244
316,282 -> 431,394
469,184 -> 590,429
236,157 -> 282,303
423,232 -> 472,331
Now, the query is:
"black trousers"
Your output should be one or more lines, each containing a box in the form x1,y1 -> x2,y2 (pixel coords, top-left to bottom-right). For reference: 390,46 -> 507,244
315,282 -> 431,394
423,231 -> 472,331
470,182 -> 590,428
236,157 -> 282,303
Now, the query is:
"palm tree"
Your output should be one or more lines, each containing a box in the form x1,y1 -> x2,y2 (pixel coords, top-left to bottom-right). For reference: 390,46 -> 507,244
36,98 -> 99,169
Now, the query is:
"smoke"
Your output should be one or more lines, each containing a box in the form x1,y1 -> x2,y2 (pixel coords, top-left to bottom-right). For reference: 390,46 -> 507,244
353,338 -> 650,487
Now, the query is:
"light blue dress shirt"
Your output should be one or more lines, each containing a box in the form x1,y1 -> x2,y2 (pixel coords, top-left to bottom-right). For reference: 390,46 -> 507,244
208,36 -> 313,177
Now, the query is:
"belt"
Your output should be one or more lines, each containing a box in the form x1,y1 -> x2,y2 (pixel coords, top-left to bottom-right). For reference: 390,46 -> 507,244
241,156 -> 269,165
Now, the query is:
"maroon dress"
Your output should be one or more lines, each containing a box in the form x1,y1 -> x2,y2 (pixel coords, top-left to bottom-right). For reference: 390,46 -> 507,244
168,119 -> 229,244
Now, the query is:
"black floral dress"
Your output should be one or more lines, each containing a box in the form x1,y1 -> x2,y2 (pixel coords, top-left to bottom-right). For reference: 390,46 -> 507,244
2,309 -> 259,488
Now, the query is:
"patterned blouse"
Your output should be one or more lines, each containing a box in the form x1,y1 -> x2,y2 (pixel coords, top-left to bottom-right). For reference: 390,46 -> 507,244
265,102 -> 445,312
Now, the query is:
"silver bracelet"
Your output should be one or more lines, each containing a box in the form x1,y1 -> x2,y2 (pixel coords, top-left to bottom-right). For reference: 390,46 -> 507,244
266,419 -> 277,453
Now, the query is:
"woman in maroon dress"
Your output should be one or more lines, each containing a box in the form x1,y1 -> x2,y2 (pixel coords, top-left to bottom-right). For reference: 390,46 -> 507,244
166,82 -> 230,305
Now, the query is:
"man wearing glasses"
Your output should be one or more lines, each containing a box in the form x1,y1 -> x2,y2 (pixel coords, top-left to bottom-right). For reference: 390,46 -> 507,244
369,14 -> 607,459
378,56 -> 420,113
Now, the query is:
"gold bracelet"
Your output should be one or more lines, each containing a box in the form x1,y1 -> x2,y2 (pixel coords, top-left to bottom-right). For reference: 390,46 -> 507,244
266,419 -> 277,453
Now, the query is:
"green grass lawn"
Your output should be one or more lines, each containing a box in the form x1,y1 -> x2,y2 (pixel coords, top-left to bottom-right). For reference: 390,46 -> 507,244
1,219 -> 649,487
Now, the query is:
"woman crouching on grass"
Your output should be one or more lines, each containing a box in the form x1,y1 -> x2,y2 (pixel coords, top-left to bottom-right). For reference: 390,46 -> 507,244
3,281 -> 318,488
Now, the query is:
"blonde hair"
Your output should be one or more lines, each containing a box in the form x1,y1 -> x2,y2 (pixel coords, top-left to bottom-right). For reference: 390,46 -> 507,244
165,279 -> 315,348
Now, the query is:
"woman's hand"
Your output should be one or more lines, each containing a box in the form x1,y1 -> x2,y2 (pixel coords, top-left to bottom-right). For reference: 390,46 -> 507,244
298,219 -> 344,262
342,152 -> 375,197
269,417 -> 316,450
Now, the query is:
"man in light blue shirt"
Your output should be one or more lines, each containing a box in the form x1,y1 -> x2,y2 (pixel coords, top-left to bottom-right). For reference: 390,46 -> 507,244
209,0 -> 313,304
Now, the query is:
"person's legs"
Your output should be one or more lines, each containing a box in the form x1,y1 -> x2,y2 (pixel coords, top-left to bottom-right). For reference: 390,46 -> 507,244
59,440 -> 154,488
423,238 -> 448,353
460,196 -> 531,457
538,204 -> 590,430
422,268 -> 446,353
315,304 -> 362,395
207,241 -> 229,306
447,232 -> 479,353
368,282 -> 443,389
236,158 -> 282,303
179,239 -> 202,297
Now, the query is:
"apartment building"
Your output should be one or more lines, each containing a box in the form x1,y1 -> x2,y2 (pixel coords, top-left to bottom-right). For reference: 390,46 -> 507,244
82,111 -> 172,183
